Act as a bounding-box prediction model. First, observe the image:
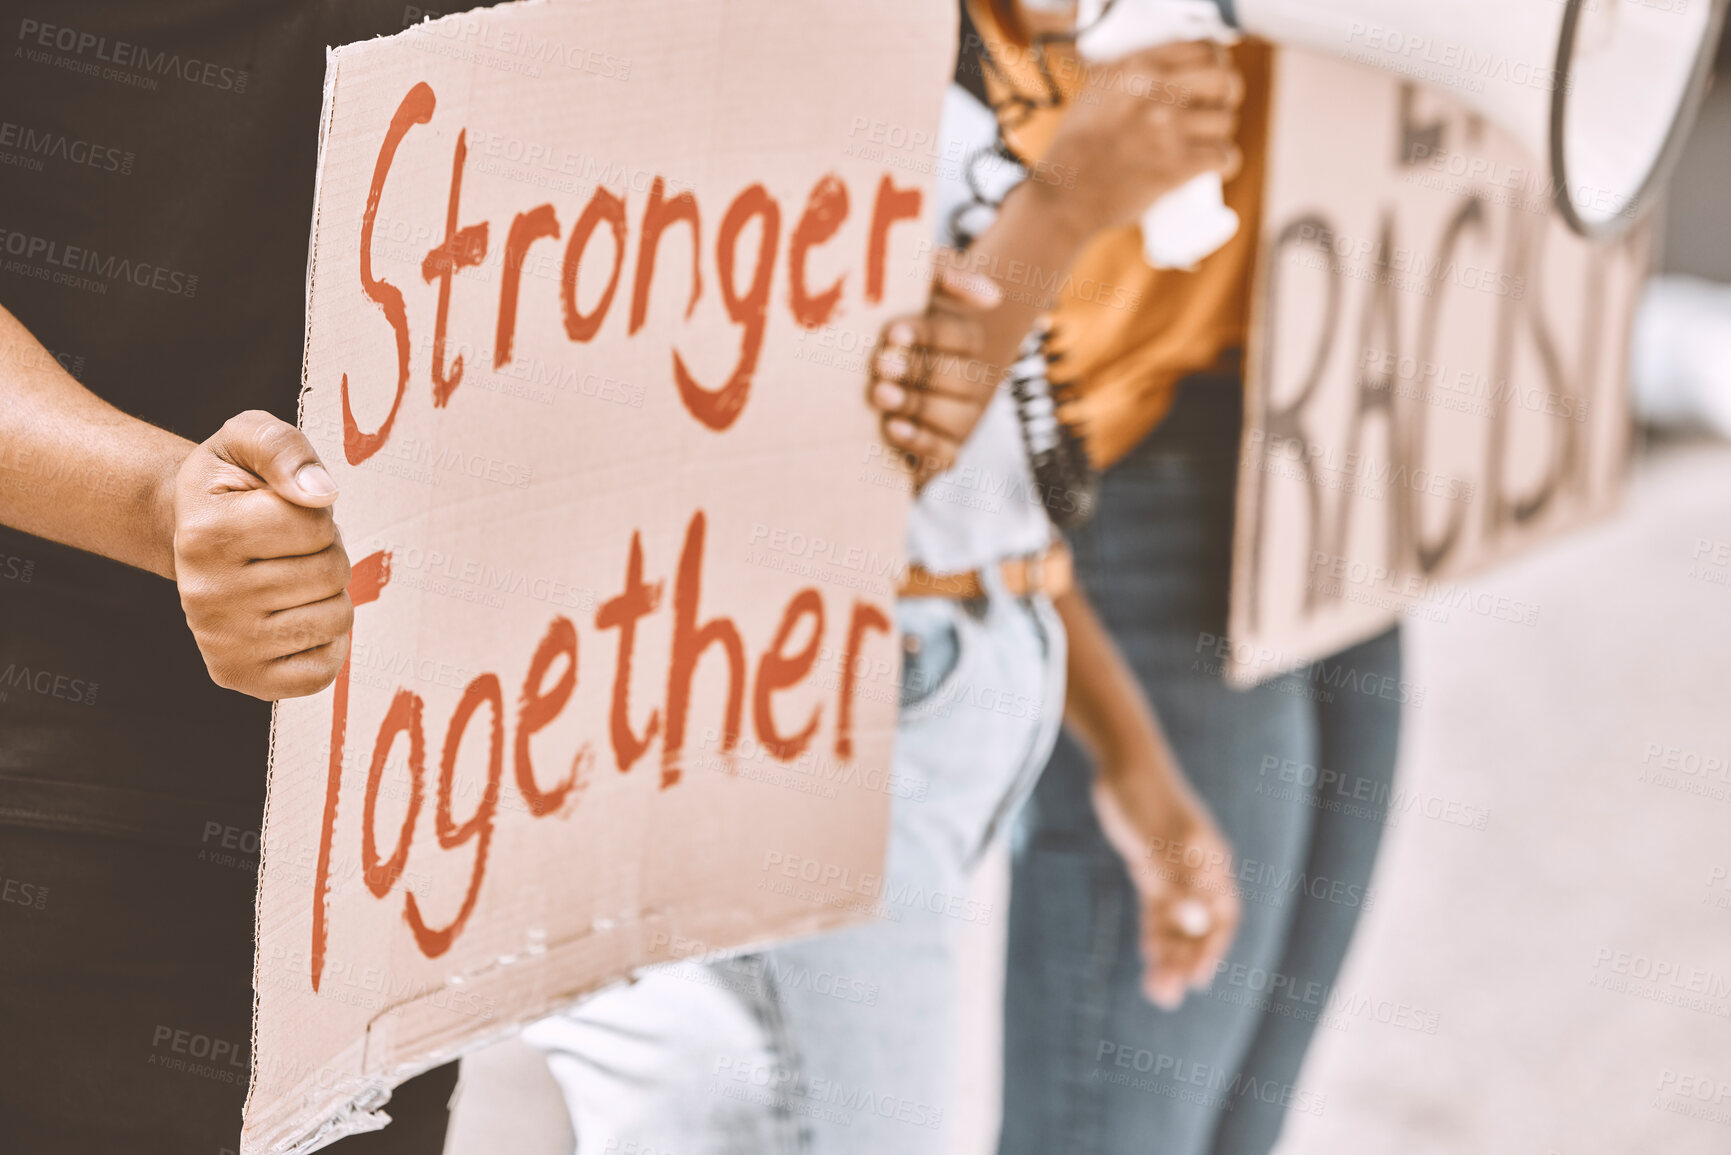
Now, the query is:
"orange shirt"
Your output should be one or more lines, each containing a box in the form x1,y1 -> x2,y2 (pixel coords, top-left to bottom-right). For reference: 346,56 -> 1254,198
967,1 -> 1271,469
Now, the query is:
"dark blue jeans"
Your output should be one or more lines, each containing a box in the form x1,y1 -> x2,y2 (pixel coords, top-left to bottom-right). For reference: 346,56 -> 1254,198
1001,373 -> 1403,1155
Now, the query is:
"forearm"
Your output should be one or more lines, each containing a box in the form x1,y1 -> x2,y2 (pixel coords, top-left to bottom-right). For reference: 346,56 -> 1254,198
1054,585 -> 1198,830
0,304 -> 192,579
955,177 -> 1096,379
1056,584 -> 1160,765
1056,588 -> 1240,1002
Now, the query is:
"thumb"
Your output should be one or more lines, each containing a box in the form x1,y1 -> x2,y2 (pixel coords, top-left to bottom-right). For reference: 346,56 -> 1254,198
208,409 -> 339,508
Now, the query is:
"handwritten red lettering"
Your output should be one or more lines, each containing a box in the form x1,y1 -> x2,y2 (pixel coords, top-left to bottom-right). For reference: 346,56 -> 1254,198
495,203 -> 561,367
405,674 -> 504,958
674,183 -> 780,431
514,616 -> 581,816
789,174 -> 849,328
630,176 -> 701,334
754,588 -> 823,760
561,186 -> 628,342
342,85 -> 432,466
596,531 -> 662,773
421,130 -> 490,407
835,600 -> 891,760
312,548 -> 393,990
316,81 -> 915,976
663,511 -> 745,789
865,174 -> 921,304
361,689 -> 426,896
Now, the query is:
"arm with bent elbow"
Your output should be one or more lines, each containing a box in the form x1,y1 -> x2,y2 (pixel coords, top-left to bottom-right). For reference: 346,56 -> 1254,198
864,40 -> 1244,480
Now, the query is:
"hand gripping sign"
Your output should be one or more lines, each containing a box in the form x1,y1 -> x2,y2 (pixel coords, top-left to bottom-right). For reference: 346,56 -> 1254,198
245,3 -> 954,1150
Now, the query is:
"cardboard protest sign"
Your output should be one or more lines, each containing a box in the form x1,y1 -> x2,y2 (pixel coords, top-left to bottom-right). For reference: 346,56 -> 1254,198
245,2 -> 954,1150
1226,49 -> 1651,686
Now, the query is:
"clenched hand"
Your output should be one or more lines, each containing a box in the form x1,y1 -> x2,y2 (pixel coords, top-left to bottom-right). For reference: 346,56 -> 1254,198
170,410 -> 353,700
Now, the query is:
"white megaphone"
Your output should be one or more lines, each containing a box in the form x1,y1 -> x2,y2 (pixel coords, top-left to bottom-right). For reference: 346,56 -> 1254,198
1078,0 -> 1728,268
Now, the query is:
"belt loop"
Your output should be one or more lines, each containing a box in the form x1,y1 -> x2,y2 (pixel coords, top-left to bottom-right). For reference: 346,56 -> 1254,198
1022,550 -> 1045,597
976,550 -> 1013,617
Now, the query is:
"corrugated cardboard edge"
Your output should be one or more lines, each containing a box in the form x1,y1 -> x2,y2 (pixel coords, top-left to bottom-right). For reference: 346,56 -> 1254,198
244,39 -> 399,1155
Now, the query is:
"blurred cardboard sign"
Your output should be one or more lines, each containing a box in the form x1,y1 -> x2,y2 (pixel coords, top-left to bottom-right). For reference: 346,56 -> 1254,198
1227,49 -> 1650,686
245,2 -> 953,1150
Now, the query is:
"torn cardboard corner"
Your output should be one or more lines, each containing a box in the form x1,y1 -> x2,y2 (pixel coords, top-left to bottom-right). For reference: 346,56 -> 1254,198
1227,50 -> 1648,687
245,2 -> 956,1151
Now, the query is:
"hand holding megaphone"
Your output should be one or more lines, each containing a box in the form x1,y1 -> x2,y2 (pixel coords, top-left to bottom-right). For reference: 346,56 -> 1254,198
1081,0 -> 1727,244
1035,36 -> 1244,260
1076,0 -> 1245,269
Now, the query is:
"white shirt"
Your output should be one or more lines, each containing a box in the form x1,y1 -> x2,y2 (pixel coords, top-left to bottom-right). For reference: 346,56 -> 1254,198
904,84 -> 1054,573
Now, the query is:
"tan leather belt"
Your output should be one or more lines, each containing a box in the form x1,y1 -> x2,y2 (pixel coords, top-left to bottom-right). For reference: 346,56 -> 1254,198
899,541 -> 1073,601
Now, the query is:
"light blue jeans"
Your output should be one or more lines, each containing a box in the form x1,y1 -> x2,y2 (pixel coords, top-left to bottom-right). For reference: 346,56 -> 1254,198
524,579 -> 1066,1154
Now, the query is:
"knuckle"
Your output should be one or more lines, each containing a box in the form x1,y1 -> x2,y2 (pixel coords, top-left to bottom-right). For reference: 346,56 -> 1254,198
292,648 -> 347,699
282,679 -> 322,701
332,595 -> 355,637
331,551 -> 354,591
177,573 -> 218,615
221,409 -> 271,439
278,672 -> 326,700
313,661 -> 345,693
303,505 -> 339,539
203,653 -> 247,694
284,509 -> 336,553
174,511 -> 227,560
253,419 -> 303,465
